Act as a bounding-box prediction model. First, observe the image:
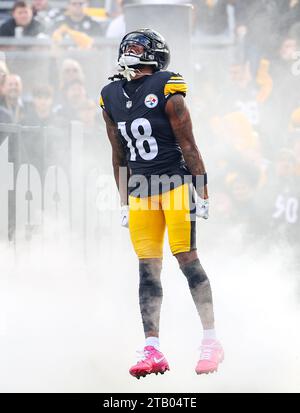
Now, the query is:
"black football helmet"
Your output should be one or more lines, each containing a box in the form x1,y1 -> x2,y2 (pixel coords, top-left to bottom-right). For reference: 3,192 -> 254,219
118,28 -> 170,71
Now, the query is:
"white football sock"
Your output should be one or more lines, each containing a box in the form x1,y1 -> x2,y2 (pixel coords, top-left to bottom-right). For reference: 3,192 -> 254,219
145,336 -> 160,349
203,329 -> 217,341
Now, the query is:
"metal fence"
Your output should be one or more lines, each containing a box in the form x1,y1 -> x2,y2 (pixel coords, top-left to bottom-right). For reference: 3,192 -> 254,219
0,121 -> 120,259
0,37 -> 236,99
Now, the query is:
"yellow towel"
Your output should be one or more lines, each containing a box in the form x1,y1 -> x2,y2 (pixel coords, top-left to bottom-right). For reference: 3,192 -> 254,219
52,24 -> 94,49
256,59 -> 273,103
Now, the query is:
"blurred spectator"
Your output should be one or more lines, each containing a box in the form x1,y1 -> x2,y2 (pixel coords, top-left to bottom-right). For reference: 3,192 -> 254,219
0,74 -> 30,123
105,0 -> 123,18
235,0 -> 300,41
31,0 -> 60,31
226,163 -> 261,202
52,58 -> 85,104
32,0 -> 48,14
211,157 -> 265,240
52,0 -> 103,38
289,107 -> 300,133
227,62 -> 256,110
0,59 -> 9,97
277,36 -> 297,65
215,60 -> 272,131
269,36 -> 300,135
0,55 -> 11,123
54,79 -> 87,125
235,0 -> 282,74
192,0 -> 234,38
225,160 -> 263,212
105,0 -> 125,39
78,98 -> 98,129
77,98 -> 103,170
210,111 -> 263,167
59,58 -> 85,90
266,148 -> 300,245
277,0 -> 300,36
0,1 -> 45,37
23,83 -> 55,126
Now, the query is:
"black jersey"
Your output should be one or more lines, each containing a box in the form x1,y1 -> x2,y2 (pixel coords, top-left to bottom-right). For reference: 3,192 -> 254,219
100,71 -> 190,195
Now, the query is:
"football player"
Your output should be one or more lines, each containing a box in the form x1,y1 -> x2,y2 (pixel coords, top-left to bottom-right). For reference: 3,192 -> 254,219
100,29 -> 224,379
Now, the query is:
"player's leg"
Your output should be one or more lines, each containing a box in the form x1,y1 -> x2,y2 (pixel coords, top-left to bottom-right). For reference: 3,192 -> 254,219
162,184 -> 215,328
128,194 -> 169,378
176,250 -> 224,375
162,183 -> 224,374
129,195 -> 165,338
176,250 -> 215,331
139,258 -> 163,340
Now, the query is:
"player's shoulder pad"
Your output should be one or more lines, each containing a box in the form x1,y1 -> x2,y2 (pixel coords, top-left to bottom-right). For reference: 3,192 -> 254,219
99,80 -> 120,109
163,71 -> 188,99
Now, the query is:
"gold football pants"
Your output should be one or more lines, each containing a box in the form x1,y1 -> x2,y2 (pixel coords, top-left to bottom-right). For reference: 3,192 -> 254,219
129,184 -> 196,259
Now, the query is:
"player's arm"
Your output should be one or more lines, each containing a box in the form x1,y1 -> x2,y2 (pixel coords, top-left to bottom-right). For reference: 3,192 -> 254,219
102,110 -> 129,206
165,94 -> 208,200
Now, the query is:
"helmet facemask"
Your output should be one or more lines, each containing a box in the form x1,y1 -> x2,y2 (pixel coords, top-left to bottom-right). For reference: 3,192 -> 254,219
117,32 -> 166,81
112,29 -> 170,82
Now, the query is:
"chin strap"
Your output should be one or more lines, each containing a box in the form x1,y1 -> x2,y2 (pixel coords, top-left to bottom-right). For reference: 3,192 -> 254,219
114,52 -> 157,81
118,63 -> 137,81
117,53 -> 142,81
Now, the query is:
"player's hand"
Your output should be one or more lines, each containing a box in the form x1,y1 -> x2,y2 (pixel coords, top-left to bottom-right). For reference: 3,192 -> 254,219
196,197 -> 209,220
120,205 -> 129,228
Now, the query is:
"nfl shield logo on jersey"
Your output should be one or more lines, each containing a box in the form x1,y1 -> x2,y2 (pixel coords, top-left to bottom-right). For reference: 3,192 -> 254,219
126,100 -> 132,109
145,94 -> 158,108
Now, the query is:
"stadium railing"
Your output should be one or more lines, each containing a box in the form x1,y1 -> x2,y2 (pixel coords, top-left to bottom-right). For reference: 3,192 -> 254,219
0,1 -> 69,9
0,121 -> 116,257
0,36 -> 235,98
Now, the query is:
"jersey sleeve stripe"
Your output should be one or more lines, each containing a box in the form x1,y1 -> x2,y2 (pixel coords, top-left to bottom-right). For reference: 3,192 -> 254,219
99,95 -> 105,108
167,80 -> 187,84
164,82 -> 188,97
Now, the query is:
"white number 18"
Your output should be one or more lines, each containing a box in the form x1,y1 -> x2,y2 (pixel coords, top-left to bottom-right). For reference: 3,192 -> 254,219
118,118 -> 158,161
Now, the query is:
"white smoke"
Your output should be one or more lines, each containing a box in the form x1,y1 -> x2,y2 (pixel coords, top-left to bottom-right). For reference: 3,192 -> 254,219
0,220 -> 299,393
1,1 -> 300,394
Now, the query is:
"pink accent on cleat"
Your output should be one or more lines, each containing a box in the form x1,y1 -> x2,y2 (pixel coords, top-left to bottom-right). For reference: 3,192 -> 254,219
195,339 -> 224,375
129,346 -> 170,379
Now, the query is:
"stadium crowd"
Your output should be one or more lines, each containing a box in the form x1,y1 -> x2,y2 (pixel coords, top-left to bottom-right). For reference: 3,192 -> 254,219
0,0 -> 299,269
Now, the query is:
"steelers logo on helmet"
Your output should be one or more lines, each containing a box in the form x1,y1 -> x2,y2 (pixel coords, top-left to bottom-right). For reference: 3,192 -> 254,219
145,94 -> 159,108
